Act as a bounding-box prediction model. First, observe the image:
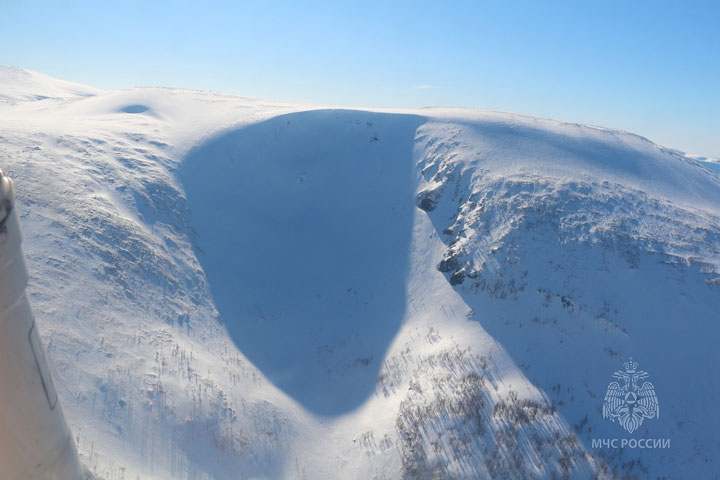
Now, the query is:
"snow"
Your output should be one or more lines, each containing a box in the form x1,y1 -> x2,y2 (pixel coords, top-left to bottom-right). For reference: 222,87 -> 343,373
0,66 -> 102,102
0,67 -> 718,479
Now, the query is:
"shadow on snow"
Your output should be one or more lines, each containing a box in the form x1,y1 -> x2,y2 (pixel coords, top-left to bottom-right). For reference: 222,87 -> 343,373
180,110 -> 424,415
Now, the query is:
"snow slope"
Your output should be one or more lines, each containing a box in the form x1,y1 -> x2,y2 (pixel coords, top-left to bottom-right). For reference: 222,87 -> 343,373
0,68 -> 718,479
0,66 -> 102,102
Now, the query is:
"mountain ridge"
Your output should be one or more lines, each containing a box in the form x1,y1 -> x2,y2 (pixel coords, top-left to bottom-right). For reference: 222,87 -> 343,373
0,67 -> 718,479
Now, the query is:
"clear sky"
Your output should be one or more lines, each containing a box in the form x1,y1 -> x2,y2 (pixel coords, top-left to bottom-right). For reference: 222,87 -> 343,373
2,0 -> 719,156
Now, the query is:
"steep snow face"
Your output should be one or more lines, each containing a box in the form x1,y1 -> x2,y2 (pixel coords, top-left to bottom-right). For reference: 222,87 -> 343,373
413,117 -> 720,478
415,115 -> 720,281
0,68 -> 719,479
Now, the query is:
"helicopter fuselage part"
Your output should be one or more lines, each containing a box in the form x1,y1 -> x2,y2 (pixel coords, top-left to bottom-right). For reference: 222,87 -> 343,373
0,172 -> 84,479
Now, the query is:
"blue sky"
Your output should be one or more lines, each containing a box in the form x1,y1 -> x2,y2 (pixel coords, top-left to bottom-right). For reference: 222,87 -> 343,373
2,0 -> 719,156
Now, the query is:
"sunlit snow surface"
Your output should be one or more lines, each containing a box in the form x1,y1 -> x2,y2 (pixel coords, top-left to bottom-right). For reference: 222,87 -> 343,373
1,67 -> 719,479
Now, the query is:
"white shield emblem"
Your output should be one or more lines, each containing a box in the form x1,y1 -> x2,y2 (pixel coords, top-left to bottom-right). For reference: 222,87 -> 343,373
602,358 -> 659,433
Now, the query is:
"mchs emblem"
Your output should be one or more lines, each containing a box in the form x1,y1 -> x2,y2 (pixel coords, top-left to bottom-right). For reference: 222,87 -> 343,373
603,358 -> 659,433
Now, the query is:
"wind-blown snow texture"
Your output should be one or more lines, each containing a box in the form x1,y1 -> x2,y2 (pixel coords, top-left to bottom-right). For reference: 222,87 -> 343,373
1,67 -> 718,479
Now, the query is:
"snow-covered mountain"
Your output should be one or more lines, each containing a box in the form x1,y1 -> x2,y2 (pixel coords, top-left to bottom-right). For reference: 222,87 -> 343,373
1,66 -> 718,479
0,66 -> 101,103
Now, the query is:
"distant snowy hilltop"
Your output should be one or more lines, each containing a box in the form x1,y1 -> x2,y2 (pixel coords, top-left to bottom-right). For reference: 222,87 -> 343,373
1,66 -> 718,479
